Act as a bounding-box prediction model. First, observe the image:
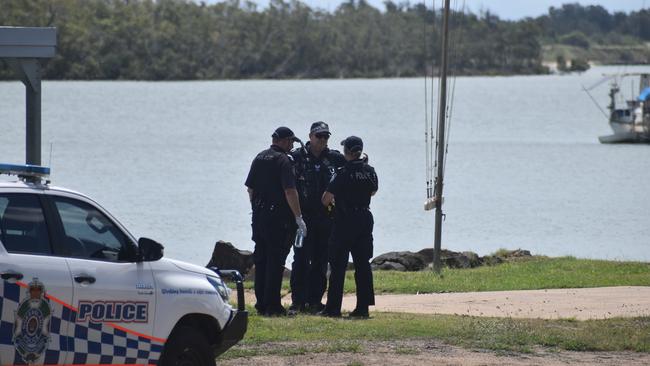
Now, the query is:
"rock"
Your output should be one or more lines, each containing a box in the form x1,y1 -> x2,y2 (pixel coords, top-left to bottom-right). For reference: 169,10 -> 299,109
418,248 -> 468,265
507,249 -> 532,258
462,251 -> 481,268
376,247 -> 531,271
480,255 -> 504,266
497,249 -> 533,259
443,253 -> 471,269
379,262 -> 406,272
206,241 -> 254,276
417,248 -> 433,263
371,251 -> 427,271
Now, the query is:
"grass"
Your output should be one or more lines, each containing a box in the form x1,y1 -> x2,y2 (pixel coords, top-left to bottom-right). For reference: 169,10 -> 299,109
227,257 -> 650,359
367,257 -> 650,293
221,312 -> 650,359
241,257 -> 650,294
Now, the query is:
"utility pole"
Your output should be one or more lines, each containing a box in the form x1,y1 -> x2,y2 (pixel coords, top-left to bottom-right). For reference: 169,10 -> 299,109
433,0 -> 451,274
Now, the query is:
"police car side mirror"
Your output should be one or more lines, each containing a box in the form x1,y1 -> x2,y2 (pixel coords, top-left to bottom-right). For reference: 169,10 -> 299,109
138,237 -> 164,262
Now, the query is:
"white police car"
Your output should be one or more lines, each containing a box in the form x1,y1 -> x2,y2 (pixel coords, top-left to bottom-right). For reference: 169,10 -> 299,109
0,163 -> 247,366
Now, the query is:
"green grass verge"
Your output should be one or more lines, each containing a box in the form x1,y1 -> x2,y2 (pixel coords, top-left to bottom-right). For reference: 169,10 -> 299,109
222,312 -> 650,358
242,257 -> 650,294
368,257 -> 650,293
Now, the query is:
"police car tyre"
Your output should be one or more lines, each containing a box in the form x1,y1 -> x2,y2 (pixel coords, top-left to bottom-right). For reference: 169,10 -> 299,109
161,326 -> 216,366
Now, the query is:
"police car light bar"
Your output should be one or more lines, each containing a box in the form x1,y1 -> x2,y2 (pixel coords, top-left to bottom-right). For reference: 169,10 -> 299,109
0,163 -> 51,178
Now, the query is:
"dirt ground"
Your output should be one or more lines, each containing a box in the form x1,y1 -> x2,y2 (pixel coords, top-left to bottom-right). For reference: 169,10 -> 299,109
338,286 -> 650,320
243,286 -> 650,319
232,287 -> 650,365
220,340 -> 650,366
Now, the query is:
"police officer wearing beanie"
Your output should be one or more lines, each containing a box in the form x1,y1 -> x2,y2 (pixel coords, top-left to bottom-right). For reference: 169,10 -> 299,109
245,126 -> 307,316
320,136 -> 378,318
289,122 -> 346,314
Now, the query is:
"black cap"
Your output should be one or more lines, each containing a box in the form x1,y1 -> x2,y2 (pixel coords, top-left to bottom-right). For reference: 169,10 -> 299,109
310,121 -> 330,135
272,126 -> 298,141
341,136 -> 363,153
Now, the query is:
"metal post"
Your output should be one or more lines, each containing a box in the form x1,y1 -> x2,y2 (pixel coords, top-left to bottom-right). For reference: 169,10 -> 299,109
1,26 -> 56,166
433,0 -> 451,274
23,60 -> 42,166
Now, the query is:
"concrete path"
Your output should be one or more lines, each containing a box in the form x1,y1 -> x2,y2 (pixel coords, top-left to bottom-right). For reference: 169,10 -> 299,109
338,286 -> 650,319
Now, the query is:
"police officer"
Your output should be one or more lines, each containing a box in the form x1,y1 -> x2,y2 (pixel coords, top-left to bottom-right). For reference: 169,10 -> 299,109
245,126 -> 308,316
320,136 -> 378,318
289,121 -> 345,314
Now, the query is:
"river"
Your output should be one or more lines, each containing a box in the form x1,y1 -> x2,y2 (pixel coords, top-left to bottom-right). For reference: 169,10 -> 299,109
1,65 -> 649,265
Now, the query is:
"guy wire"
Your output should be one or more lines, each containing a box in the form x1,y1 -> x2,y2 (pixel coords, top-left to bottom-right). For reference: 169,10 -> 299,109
444,0 -> 465,172
424,5 -> 431,197
431,0 -> 444,173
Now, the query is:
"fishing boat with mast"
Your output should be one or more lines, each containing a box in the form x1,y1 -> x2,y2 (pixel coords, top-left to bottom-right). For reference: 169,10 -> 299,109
586,72 -> 650,143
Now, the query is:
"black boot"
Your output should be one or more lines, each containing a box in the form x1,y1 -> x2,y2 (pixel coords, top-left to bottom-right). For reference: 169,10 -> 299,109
348,306 -> 369,319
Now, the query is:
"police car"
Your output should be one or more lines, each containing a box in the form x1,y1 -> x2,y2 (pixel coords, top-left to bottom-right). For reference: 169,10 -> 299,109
0,163 -> 247,366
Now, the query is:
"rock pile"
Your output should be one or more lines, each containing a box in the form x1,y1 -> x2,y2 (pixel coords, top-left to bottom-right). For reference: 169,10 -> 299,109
205,240 -> 532,275
370,248 -> 532,271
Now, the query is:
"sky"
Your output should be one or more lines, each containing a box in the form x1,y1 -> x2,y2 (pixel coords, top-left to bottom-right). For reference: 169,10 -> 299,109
222,0 -> 647,19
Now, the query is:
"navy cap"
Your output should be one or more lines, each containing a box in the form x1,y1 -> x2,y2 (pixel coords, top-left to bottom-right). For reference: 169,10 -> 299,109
272,126 -> 298,141
341,136 -> 363,153
310,121 -> 330,135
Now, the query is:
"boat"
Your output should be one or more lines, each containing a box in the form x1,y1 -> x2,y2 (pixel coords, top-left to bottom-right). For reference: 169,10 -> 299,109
596,73 -> 650,143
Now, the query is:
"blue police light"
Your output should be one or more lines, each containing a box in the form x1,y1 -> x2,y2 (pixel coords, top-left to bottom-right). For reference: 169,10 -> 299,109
0,163 -> 51,178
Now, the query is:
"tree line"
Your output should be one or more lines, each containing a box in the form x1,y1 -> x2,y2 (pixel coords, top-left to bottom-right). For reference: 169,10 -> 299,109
0,0 -> 647,80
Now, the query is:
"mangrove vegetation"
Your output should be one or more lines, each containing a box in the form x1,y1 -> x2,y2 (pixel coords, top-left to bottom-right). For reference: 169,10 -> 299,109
1,0 -> 649,80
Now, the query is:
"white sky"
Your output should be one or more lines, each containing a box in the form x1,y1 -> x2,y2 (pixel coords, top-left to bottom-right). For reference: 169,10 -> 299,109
215,0 -> 646,19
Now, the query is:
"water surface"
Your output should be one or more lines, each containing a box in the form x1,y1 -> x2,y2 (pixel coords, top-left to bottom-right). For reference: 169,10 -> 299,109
1,65 -> 649,265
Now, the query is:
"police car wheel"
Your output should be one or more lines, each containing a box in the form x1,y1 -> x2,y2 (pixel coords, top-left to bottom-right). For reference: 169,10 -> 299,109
161,326 -> 216,366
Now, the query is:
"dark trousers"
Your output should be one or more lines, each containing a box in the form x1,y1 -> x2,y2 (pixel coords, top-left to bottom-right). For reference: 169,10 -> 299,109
252,208 -> 292,314
290,214 -> 331,306
325,210 -> 375,314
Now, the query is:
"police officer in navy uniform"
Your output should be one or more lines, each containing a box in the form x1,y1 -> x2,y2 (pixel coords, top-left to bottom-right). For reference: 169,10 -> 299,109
245,126 -> 307,316
289,121 -> 345,314
321,136 -> 378,318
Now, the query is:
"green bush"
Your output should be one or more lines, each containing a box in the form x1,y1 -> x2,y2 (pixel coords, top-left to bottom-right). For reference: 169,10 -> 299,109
569,58 -> 590,72
559,31 -> 591,48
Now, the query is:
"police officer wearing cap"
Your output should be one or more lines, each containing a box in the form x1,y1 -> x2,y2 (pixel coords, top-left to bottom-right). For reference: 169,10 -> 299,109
289,121 -> 345,314
321,136 -> 378,318
245,126 -> 307,316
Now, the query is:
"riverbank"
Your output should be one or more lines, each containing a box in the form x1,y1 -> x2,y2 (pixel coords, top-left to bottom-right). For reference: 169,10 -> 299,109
241,256 -> 650,294
227,256 -> 650,363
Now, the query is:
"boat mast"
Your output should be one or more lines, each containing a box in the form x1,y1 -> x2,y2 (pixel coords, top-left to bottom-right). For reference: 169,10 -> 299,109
433,0 -> 451,274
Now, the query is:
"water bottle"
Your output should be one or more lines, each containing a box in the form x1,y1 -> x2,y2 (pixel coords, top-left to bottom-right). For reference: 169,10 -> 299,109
294,229 -> 305,248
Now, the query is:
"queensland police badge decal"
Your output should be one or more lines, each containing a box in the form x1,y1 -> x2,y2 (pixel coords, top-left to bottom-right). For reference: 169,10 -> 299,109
13,278 -> 52,364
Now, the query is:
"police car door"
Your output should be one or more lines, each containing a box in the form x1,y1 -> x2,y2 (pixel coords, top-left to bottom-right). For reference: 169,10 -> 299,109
0,192 -> 73,365
46,194 -> 157,365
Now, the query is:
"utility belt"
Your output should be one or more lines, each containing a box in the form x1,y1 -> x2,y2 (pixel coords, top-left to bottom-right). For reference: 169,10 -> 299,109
347,206 -> 370,212
337,206 -> 370,215
302,203 -> 332,217
252,200 -> 286,212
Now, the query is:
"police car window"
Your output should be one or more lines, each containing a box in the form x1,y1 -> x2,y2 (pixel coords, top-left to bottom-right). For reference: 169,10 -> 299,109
52,197 -> 129,262
0,194 -> 52,255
